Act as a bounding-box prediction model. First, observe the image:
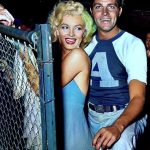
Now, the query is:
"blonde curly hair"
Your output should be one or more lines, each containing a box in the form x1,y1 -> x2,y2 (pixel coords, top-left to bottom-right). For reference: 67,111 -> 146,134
48,0 -> 96,48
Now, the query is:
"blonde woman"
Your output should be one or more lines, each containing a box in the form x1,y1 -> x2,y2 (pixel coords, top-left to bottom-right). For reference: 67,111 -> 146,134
49,1 -> 96,149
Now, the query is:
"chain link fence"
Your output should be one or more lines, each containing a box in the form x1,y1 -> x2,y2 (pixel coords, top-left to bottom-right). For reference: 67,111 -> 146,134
0,24 -> 56,150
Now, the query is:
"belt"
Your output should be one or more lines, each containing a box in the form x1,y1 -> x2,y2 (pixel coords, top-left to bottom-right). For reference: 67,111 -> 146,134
88,102 -> 125,113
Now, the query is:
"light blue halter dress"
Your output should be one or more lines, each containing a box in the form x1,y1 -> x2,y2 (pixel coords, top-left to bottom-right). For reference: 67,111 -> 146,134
62,80 -> 94,150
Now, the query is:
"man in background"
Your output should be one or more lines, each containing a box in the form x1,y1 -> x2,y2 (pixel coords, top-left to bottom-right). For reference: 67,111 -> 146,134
146,32 -> 150,58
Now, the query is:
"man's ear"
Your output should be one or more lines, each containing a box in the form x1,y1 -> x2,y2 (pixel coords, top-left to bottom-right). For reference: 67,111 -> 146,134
90,8 -> 93,16
119,7 -> 122,17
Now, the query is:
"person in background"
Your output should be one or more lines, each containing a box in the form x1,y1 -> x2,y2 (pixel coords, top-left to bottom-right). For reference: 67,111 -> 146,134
0,4 -> 33,31
48,1 -> 96,149
85,0 -> 147,149
0,4 -> 14,26
145,31 -> 150,114
14,18 -> 34,31
145,32 -> 150,58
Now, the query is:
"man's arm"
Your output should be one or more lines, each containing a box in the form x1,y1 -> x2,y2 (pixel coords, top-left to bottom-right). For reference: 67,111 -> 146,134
92,79 -> 146,150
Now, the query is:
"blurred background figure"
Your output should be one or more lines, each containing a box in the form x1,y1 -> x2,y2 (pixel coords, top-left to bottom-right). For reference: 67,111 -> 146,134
0,4 -> 33,31
146,32 -> 150,58
0,4 -> 14,26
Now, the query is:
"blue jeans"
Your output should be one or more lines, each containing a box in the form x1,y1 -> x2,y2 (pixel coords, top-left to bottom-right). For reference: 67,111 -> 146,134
88,105 -> 147,150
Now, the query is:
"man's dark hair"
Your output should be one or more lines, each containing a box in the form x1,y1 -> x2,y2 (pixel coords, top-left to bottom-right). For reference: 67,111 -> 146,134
90,0 -> 124,8
116,0 -> 124,7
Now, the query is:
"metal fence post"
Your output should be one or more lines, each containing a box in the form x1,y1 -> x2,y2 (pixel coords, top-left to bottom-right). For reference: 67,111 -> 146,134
37,24 -> 57,150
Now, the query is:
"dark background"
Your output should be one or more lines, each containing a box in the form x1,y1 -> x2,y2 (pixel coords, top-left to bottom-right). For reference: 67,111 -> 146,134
0,0 -> 149,42
1,0 -> 57,24
1,0 -> 150,36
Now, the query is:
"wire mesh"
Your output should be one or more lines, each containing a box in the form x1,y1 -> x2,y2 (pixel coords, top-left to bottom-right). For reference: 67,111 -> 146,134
0,34 -> 42,150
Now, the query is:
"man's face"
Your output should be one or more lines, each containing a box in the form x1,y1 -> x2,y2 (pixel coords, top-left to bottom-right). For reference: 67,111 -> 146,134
91,0 -> 122,32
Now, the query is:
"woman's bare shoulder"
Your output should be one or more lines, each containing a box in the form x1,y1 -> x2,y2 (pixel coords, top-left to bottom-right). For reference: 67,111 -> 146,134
66,48 -> 90,63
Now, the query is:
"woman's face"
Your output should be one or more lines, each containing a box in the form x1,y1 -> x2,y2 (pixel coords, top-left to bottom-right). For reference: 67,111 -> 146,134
56,15 -> 85,51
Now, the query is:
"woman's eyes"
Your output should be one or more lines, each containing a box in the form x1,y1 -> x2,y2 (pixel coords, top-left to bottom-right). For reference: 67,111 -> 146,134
60,25 -> 83,31
75,26 -> 82,31
61,25 -> 68,30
